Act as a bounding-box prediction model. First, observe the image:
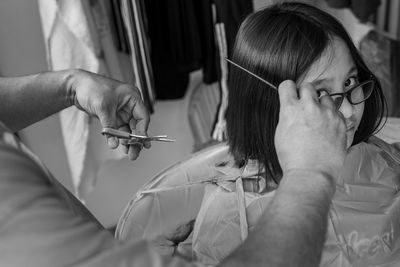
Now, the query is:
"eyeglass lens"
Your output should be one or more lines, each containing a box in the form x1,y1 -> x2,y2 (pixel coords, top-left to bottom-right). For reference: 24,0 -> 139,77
331,80 -> 375,109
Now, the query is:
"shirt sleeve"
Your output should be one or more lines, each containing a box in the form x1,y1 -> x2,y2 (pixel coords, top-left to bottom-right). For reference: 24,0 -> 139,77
0,125 -> 204,267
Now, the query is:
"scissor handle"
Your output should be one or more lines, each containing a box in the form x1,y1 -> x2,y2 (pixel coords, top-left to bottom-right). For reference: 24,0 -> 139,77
102,127 -> 147,139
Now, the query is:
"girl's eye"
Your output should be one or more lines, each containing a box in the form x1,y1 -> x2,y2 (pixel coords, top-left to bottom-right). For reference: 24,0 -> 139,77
344,76 -> 359,88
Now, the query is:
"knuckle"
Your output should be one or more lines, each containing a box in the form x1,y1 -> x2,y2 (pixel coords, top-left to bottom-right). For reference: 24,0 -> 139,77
305,101 -> 318,112
96,99 -> 110,112
124,84 -> 140,95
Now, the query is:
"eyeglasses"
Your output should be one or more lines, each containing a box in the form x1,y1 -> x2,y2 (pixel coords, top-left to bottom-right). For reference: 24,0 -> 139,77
225,58 -> 375,109
325,79 -> 375,109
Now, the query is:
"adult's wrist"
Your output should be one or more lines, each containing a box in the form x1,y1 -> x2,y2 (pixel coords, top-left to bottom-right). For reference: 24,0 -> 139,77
64,69 -> 81,108
280,168 -> 336,197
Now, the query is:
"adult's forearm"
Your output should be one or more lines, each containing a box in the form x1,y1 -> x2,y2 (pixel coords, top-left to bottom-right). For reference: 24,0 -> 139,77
220,170 -> 335,267
0,70 -> 75,132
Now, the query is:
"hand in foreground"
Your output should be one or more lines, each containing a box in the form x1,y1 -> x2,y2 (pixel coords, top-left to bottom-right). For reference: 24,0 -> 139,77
151,220 -> 194,259
274,80 -> 347,180
66,69 -> 150,160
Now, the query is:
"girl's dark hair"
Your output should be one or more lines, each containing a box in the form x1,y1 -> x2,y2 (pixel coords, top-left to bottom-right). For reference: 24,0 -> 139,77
226,2 -> 387,183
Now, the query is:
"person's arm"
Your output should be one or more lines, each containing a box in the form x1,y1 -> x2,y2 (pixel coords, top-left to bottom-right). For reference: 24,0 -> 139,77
0,70 -> 72,132
220,170 -> 334,267
220,82 -> 346,267
0,69 -> 150,159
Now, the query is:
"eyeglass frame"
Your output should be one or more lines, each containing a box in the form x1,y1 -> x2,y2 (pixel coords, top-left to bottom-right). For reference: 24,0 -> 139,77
225,58 -> 376,109
322,78 -> 375,109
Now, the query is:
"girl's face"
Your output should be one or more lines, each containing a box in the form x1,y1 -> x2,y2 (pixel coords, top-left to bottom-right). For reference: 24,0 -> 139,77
298,37 -> 364,148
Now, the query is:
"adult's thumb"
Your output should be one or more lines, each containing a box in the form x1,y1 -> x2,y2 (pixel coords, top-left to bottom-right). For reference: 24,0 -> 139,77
98,108 -> 119,149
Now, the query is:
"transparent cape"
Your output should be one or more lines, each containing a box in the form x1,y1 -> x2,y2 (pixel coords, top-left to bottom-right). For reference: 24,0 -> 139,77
116,124 -> 400,267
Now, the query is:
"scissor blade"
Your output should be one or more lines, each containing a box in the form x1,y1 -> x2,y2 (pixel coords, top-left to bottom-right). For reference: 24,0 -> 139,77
152,138 -> 176,142
149,135 -> 168,138
135,137 -> 176,142
127,137 -> 176,144
101,127 -> 131,139
129,133 -> 148,139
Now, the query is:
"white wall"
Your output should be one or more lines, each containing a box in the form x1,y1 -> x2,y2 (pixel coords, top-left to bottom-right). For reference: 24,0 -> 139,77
0,0 -> 48,75
0,0 -> 195,227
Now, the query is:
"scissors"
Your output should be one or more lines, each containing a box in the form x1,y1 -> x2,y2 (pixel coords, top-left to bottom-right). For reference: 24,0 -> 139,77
101,127 -> 176,144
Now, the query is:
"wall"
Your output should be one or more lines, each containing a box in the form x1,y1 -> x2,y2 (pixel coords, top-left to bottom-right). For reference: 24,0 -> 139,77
0,0 -> 195,227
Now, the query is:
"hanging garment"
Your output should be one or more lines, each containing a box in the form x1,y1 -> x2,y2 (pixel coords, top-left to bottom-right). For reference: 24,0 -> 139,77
121,0 -> 155,112
143,0 -> 218,99
211,23 -> 228,142
110,0 -> 130,54
38,0 -> 126,200
210,1 -> 253,143
214,0 -> 253,56
193,0 -> 218,84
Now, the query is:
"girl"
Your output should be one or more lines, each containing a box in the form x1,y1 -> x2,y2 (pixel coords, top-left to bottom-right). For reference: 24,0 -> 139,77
192,2 -> 400,267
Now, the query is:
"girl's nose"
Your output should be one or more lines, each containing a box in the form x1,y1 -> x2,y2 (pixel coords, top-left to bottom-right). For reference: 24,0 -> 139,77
338,97 -> 353,119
